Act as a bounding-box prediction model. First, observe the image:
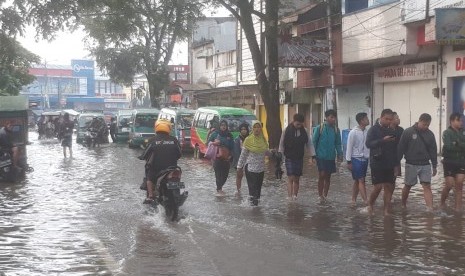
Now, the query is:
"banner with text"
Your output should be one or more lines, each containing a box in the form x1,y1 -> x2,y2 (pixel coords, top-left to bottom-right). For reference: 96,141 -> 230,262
436,8 -> 465,45
374,62 -> 437,83
278,34 -> 330,68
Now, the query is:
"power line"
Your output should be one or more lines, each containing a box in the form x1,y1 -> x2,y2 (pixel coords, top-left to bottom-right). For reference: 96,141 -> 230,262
342,1 -> 403,34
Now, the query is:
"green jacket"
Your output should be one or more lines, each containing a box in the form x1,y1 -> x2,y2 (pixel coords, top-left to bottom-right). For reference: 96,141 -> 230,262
313,122 -> 342,161
442,126 -> 465,165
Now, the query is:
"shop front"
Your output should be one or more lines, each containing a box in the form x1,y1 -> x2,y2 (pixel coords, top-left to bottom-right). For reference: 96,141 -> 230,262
374,61 -> 441,145
445,49 -> 465,128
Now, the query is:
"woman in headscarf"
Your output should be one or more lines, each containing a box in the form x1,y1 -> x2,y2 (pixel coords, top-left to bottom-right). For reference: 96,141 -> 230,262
233,122 -> 250,195
208,120 -> 234,196
236,121 -> 270,205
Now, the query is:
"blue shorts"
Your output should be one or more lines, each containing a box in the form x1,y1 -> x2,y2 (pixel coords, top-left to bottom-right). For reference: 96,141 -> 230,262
316,158 -> 336,174
285,158 -> 303,176
351,158 -> 368,180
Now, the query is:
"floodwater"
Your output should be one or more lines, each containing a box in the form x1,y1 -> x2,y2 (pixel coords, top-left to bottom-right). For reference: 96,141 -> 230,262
1,132 -> 465,275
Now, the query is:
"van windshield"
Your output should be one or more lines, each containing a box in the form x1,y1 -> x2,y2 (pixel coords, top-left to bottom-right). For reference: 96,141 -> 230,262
118,115 -> 131,127
78,117 -> 94,128
222,115 -> 256,132
178,114 -> 194,129
135,114 -> 158,128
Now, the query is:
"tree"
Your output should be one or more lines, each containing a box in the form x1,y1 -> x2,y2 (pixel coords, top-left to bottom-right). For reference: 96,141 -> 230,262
81,0 -> 205,107
0,1 -> 39,95
215,0 -> 282,148
0,33 -> 40,95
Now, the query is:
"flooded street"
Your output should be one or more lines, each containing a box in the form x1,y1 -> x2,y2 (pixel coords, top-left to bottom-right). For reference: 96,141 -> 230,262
1,132 -> 465,275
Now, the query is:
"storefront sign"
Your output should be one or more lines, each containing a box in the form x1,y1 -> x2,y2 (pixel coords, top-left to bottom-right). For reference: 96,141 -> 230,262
374,62 -> 437,83
446,50 -> 465,77
278,32 -> 330,67
436,8 -> 465,45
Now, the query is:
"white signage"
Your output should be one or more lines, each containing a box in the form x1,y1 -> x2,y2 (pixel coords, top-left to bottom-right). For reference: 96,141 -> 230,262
446,50 -> 465,77
73,64 -> 94,73
374,62 -> 437,83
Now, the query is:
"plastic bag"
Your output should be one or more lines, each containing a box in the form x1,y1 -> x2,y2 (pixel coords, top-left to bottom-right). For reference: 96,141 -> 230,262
205,143 -> 217,160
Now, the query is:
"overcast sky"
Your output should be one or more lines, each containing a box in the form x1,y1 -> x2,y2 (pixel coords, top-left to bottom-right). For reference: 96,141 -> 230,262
17,8 -> 231,67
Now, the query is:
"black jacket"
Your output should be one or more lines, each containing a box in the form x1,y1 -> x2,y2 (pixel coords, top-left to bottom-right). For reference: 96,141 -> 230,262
366,123 -> 398,170
144,133 -> 182,181
397,124 -> 437,168
282,124 -> 308,160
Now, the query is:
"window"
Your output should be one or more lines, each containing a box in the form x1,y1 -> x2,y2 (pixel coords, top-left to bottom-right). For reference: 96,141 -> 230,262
135,114 -> 158,128
178,114 -> 194,129
197,113 -> 207,128
342,0 -> 399,15
193,112 -> 200,127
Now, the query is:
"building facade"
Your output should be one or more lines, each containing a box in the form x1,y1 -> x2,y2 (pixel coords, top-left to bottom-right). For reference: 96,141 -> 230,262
22,59 -> 129,112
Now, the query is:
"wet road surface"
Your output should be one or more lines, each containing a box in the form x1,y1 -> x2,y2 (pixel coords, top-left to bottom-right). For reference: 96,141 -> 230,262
1,132 -> 465,275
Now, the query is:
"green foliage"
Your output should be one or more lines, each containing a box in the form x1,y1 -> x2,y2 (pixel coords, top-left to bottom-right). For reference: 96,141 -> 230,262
0,33 -> 40,95
82,0 -> 206,102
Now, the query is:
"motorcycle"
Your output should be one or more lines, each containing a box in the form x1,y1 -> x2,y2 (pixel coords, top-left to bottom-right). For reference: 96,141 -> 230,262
85,128 -> 100,148
142,166 -> 188,221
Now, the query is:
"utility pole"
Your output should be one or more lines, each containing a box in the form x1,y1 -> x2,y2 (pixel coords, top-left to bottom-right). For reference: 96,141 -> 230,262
326,0 -> 337,119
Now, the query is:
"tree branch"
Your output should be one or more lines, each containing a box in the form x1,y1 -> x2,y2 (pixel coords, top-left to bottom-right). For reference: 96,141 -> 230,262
216,0 -> 241,19
250,9 -> 266,20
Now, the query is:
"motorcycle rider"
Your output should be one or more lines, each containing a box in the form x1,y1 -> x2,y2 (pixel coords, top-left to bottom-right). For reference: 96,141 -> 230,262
88,117 -> 107,145
0,121 -> 20,170
141,119 -> 182,204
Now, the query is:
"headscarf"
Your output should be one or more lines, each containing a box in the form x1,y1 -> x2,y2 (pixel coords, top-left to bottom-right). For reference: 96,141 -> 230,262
243,121 -> 268,153
238,122 -> 250,142
218,120 -> 231,137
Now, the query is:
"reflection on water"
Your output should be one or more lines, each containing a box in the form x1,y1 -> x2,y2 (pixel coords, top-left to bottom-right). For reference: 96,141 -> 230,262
1,132 -> 465,275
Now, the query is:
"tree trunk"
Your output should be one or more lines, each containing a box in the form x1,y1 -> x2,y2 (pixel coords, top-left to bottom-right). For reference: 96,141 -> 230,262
237,0 -> 282,148
147,72 -> 161,108
264,0 -> 282,149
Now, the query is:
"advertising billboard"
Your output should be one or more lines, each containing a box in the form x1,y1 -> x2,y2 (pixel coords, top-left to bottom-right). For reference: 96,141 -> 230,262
71,60 -> 95,96
278,33 -> 330,67
436,8 -> 465,45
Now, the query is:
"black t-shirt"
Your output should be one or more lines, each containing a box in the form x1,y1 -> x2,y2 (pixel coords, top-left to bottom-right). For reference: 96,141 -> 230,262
146,133 -> 182,181
366,123 -> 398,169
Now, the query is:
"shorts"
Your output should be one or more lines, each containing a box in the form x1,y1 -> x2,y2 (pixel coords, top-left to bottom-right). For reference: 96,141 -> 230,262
404,163 -> 432,186
316,158 -> 336,174
285,158 -> 303,176
371,167 -> 396,185
351,158 -> 368,180
443,161 -> 465,178
61,136 -> 72,148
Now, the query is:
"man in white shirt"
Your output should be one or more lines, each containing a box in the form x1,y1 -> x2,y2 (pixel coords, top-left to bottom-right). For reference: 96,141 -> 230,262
346,112 -> 370,205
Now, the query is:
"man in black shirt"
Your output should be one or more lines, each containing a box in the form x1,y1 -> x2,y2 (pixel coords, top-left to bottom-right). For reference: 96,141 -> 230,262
366,109 -> 398,215
143,119 -> 181,203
